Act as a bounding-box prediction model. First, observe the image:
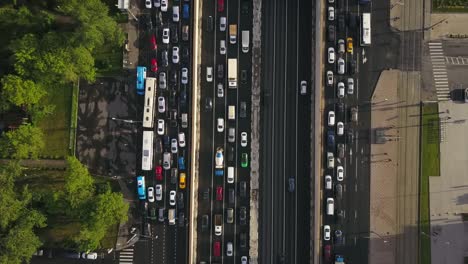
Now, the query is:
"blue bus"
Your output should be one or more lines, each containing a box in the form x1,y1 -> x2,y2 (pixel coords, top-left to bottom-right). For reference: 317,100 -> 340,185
136,66 -> 147,95
137,176 -> 146,200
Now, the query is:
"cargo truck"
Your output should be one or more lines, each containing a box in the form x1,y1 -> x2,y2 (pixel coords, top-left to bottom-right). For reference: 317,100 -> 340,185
228,58 -> 237,88
215,147 -> 224,176
214,214 -> 222,236
229,24 -> 237,43
335,255 -> 345,264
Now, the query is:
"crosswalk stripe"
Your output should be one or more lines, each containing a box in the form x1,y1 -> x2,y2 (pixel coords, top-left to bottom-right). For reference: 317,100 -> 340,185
429,42 -> 442,45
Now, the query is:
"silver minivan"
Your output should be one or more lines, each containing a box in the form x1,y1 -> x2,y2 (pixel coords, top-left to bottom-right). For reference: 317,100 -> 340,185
181,113 -> 188,128
163,152 -> 171,170
228,127 -> 235,142
242,30 -> 250,53
337,58 -> 345,74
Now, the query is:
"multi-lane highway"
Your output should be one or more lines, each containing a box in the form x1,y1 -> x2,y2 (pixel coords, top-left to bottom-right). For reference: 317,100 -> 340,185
260,0 -> 314,263
196,0 -> 253,263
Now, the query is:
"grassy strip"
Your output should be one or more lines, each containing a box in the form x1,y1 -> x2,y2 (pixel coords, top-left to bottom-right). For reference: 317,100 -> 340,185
433,0 -> 468,12
420,102 -> 440,264
69,81 -> 79,156
37,84 -> 72,158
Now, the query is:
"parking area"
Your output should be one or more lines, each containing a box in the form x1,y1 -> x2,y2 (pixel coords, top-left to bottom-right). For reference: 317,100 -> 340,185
430,101 -> 468,264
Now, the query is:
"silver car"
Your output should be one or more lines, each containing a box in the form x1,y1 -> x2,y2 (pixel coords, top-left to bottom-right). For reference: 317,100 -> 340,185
159,72 -> 167,89
158,96 -> 166,113
181,68 -> 188,84
337,58 -> 345,74
347,78 -> 354,94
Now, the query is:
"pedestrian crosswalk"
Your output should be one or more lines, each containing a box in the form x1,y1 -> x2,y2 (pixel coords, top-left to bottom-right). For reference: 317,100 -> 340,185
119,247 -> 134,264
428,42 -> 450,101
445,56 -> 468,65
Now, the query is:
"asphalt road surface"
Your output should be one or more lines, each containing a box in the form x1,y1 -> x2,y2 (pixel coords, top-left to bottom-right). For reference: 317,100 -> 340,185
196,0 -> 253,263
260,0 -> 314,263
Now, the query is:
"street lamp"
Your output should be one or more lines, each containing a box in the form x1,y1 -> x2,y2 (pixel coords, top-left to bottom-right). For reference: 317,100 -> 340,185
111,117 -> 142,124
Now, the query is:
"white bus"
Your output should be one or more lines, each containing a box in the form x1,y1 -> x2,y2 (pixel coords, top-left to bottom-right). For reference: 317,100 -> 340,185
360,13 -> 371,46
142,131 -> 154,171
143,77 -> 157,128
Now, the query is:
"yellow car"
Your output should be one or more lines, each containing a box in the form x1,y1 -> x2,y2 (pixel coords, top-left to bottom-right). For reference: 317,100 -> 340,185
179,173 -> 186,189
346,37 -> 353,54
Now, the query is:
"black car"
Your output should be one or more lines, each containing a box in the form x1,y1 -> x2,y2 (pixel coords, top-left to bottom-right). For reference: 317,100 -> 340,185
239,206 -> 247,225
170,109 -> 178,127
347,129 -> 354,143
177,192 -> 184,209
180,89 -> 187,108
169,90 -> 177,107
202,188 -> 210,200
334,230 -> 343,245
336,209 -> 344,224
338,15 -> 346,31
171,168 -> 178,184
227,146 -> 234,162
327,25 -> 335,42
170,70 -> 178,85
201,215 -> 209,231
163,135 -> 170,149
338,143 -> 345,159
217,64 -> 224,79
288,178 -> 295,192
171,25 -> 178,43
241,70 -> 248,83
158,208 -> 165,222
337,102 -> 345,113
327,130 -> 335,149
143,14 -> 153,30
240,101 -> 247,118
178,212 -> 185,227
228,188 -> 235,204
204,97 -> 213,111
335,183 -> 343,199
205,16 -> 214,32
182,47 -> 189,63
240,232 -> 247,248
154,11 -> 162,26
348,59 -> 356,74
241,0 -> 249,15
155,138 -> 163,154
239,181 -> 247,197
348,14 -> 356,30
161,50 -> 168,67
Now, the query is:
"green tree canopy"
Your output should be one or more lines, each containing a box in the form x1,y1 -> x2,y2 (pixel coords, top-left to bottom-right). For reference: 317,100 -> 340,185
0,74 -> 46,111
0,124 -> 45,159
63,156 -> 95,210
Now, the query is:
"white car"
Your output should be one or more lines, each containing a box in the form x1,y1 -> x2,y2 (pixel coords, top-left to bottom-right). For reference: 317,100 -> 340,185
220,40 -> 226,54
300,80 -> 307,95
178,132 -> 186,147
217,83 -> 224,97
337,122 -> 344,136
157,119 -> 165,135
158,96 -> 165,113
148,187 -> 155,202
172,6 -> 179,22
181,68 -> 188,84
327,71 -> 334,86
337,82 -> 345,98
328,47 -> 335,64
337,58 -> 345,74
327,152 -> 334,169
154,0 -> 161,8
328,111 -> 335,126
81,253 -> 97,260
206,66 -> 213,82
162,28 -> 170,44
217,118 -> 224,132
145,0 -> 152,8
159,72 -> 167,89
220,16 -> 227,31
215,148 -> 224,167
328,0 -> 334,3
241,256 -> 248,264
328,6 -> 335,21
226,242 -> 233,256
325,175 -> 332,190
347,78 -> 354,94
337,166 -> 344,181
171,138 -> 178,153
324,225 -> 331,240
241,132 -> 248,147
155,184 -> 162,201
161,0 -> 168,11
172,46 -> 180,64
169,190 -> 176,206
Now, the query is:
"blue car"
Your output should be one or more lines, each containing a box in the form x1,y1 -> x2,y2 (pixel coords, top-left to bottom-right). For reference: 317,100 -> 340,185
178,156 -> 185,170
327,130 -> 335,149
183,4 -> 189,19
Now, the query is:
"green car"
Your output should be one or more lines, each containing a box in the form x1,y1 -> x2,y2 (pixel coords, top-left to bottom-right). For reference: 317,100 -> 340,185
241,153 -> 249,168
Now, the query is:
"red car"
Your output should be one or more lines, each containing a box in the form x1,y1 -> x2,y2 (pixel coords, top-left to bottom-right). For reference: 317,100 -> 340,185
150,35 -> 157,50
151,58 -> 158,72
155,166 -> 163,181
217,0 -> 224,12
216,186 -> 223,201
213,241 -> 221,257
323,244 -> 332,262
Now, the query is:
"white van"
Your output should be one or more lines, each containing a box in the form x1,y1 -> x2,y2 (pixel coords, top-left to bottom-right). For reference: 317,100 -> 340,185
227,167 -> 234,183
242,30 -> 250,53
168,209 -> 176,225
206,66 -> 213,82
326,198 -> 334,215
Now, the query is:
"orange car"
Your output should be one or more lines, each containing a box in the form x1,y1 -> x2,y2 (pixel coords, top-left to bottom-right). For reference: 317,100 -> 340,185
346,37 -> 353,54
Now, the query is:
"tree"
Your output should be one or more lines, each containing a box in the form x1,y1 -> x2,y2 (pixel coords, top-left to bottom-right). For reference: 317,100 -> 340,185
0,74 -> 46,111
63,156 -> 95,210
0,166 -> 24,229
0,124 -> 45,159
